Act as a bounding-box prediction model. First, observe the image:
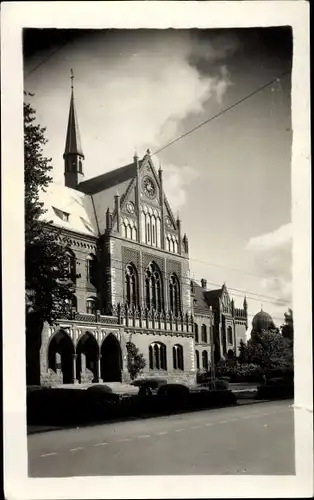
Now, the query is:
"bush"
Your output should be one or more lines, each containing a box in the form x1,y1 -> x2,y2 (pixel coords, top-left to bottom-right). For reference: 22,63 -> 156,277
257,383 -> 294,400
215,362 -> 264,382
131,377 -> 168,390
86,384 -> 113,393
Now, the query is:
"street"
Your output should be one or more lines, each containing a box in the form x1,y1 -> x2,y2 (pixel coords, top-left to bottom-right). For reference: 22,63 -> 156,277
28,400 -> 295,476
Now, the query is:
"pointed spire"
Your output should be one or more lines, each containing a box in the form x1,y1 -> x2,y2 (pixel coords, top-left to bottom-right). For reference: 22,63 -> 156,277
243,295 -> 247,309
64,69 -> 84,159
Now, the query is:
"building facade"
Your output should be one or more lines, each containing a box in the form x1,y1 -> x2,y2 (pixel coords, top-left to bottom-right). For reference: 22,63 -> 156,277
30,80 -> 248,387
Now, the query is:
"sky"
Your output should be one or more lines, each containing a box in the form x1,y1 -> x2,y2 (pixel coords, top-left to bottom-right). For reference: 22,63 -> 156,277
23,27 -> 293,329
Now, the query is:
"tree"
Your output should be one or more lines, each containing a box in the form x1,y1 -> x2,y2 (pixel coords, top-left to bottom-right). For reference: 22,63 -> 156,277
281,309 -> 294,341
25,94 -> 75,323
238,339 -> 249,364
246,330 -> 293,371
25,95 -> 75,383
126,341 -> 146,380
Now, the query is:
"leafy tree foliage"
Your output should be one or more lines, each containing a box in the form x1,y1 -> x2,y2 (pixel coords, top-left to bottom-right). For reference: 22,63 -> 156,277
281,308 -> 294,341
126,341 -> 146,380
25,95 -> 74,325
240,330 -> 293,370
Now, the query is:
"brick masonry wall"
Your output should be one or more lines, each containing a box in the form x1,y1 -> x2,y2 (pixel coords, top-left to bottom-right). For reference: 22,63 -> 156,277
194,313 -> 212,369
63,232 -> 99,313
126,330 -> 196,384
108,234 -> 191,314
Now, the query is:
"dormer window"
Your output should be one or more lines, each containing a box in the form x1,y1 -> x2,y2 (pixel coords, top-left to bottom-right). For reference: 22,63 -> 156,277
52,207 -> 70,222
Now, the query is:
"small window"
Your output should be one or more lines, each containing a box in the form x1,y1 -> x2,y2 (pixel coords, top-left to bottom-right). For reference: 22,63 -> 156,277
86,298 -> 97,315
52,206 -> 70,222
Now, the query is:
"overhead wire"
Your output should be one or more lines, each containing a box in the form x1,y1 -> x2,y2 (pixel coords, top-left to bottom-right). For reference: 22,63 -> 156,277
151,70 -> 290,156
26,40 -> 291,316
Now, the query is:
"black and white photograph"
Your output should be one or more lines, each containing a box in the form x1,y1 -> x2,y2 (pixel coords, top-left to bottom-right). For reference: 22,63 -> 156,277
2,1 -> 312,499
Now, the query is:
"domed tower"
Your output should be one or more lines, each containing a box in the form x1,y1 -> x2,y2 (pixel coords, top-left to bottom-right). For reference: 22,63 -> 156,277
251,308 -> 276,334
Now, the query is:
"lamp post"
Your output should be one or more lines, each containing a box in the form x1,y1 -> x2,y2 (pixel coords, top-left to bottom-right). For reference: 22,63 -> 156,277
209,306 -> 216,388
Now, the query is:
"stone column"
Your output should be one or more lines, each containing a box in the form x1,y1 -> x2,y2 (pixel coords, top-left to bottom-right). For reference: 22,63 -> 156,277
73,353 -> 78,384
97,354 -> 103,383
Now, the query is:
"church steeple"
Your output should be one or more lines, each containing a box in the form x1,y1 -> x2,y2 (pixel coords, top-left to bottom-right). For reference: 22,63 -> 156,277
63,69 -> 85,189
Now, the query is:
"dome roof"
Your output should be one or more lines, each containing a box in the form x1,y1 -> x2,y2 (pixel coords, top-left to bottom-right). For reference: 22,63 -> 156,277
252,310 -> 275,331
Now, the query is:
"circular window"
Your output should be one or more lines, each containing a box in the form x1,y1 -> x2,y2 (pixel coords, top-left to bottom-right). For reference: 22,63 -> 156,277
142,176 -> 156,199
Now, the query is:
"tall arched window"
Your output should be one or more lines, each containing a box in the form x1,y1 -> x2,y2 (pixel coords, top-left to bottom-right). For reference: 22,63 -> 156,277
166,234 -> 178,254
145,262 -> 163,312
125,263 -> 138,307
227,326 -> 233,344
86,254 -> 97,284
195,350 -> 200,369
173,344 -> 184,370
169,273 -> 181,317
86,297 -> 98,315
122,218 -> 137,241
149,342 -> 167,370
201,324 -> 207,343
65,249 -> 76,282
202,350 -> 209,370
194,323 -> 199,343
141,205 -> 161,248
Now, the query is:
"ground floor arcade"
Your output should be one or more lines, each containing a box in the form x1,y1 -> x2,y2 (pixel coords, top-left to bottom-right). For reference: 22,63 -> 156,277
36,321 -> 197,387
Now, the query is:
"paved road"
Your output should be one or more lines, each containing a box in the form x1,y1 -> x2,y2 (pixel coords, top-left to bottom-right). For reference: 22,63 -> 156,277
28,400 -> 294,477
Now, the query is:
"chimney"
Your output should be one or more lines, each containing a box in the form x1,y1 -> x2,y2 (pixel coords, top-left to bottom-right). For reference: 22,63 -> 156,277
201,278 -> 207,289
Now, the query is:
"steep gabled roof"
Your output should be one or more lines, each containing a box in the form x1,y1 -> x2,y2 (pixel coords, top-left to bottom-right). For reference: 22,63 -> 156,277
38,183 -> 98,237
204,287 -> 224,306
192,280 -> 212,314
78,162 -> 140,195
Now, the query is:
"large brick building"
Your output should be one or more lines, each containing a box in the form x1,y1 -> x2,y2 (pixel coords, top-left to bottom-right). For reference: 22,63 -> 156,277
32,81 -> 248,387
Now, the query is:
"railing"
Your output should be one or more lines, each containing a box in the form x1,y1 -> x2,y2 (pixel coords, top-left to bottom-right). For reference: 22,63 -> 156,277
62,303 -> 194,333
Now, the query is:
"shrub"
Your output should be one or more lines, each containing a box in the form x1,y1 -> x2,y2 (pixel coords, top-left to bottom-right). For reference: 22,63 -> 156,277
131,377 -> 168,389
126,341 -> 146,380
86,384 -> 113,393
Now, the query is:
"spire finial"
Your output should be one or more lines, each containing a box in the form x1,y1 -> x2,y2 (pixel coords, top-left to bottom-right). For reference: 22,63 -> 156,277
261,303 -> 263,311
70,68 -> 74,90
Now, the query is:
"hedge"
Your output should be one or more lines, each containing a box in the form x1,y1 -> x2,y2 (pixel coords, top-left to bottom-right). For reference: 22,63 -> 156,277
256,383 -> 294,400
27,384 -> 237,426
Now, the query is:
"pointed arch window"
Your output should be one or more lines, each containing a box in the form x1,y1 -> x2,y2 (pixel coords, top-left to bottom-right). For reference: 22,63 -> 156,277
227,326 -> 233,344
202,350 -> 209,370
166,234 -> 178,254
125,263 -> 138,308
173,344 -> 184,370
195,350 -> 200,369
194,323 -> 199,343
149,342 -> 167,370
122,218 -> 137,241
201,324 -> 207,343
86,254 -> 97,284
65,249 -> 76,283
169,273 -> 181,317
145,262 -> 163,312
141,205 -> 161,248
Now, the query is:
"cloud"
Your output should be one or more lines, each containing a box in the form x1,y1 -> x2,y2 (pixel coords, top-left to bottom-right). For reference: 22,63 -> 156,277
28,30 -> 237,211
161,163 -> 200,212
246,223 -> 292,304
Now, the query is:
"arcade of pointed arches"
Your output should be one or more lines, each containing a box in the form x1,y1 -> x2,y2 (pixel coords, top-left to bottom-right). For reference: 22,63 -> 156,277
47,329 -> 122,384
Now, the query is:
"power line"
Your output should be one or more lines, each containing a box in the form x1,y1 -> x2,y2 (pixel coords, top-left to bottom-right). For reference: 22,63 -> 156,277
151,70 -> 290,156
82,254 -> 291,307
25,39 -> 70,78
40,186 -> 289,287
